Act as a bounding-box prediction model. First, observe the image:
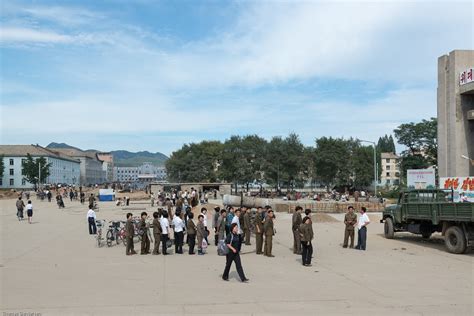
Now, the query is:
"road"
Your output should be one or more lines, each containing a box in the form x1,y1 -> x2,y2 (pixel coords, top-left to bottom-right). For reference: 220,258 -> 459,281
1,198 -> 473,315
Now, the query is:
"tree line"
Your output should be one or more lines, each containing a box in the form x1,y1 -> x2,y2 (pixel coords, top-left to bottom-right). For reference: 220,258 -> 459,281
166,118 -> 437,192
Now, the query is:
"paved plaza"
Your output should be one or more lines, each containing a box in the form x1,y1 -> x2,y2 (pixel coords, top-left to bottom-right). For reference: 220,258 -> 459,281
1,198 -> 473,315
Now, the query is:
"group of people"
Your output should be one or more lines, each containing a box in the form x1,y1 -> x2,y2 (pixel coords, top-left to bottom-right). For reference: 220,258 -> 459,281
15,196 -> 34,223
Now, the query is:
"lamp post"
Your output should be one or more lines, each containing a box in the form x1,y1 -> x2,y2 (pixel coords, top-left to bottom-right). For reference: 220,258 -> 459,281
360,140 -> 378,197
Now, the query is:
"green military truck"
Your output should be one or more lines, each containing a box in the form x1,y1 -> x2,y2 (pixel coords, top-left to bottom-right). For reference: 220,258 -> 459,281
380,189 -> 474,254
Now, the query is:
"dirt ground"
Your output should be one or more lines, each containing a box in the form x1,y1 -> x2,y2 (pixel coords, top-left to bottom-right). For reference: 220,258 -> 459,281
1,198 -> 473,315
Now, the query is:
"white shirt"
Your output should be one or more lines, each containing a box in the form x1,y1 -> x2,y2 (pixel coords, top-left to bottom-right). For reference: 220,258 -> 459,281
172,216 -> 185,232
201,213 -> 208,227
231,215 -> 242,234
357,213 -> 370,229
87,209 -> 96,219
160,218 -> 169,234
26,203 -> 33,210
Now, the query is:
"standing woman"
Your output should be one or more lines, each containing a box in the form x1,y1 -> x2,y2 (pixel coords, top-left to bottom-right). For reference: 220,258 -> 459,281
222,223 -> 249,282
299,216 -> 314,266
186,212 -> 197,255
26,200 -> 33,224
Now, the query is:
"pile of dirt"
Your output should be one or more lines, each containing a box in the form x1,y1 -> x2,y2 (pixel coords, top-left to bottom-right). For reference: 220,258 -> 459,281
0,190 -> 21,200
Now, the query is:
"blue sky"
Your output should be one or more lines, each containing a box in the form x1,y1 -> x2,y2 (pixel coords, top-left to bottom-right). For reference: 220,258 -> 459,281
1,0 -> 472,155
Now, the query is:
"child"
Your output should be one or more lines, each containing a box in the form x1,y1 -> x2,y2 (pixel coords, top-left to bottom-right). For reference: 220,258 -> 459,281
26,200 -> 33,224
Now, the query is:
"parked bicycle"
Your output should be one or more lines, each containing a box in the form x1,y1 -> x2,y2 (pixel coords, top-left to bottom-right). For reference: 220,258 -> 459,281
106,221 -> 124,247
96,220 -> 106,247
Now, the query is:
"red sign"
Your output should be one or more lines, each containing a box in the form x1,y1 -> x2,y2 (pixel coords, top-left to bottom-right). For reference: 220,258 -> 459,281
460,68 -> 473,86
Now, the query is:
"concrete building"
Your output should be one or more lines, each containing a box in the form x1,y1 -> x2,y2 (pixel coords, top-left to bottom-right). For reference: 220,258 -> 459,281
113,163 -> 166,183
380,152 -> 401,187
97,152 -> 114,183
54,149 -> 105,185
438,50 -> 474,177
0,145 -> 80,189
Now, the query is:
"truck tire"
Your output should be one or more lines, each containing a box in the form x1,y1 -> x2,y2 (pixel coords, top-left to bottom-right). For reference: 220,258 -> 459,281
444,226 -> 467,254
384,217 -> 395,239
420,224 -> 432,239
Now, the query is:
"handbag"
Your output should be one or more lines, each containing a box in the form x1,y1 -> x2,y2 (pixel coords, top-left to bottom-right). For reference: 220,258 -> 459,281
217,239 -> 229,256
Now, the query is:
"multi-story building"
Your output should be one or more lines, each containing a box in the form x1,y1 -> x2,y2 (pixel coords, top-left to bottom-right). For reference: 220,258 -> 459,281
97,152 -> 114,183
54,149 -> 105,185
0,145 -> 81,189
380,152 -> 401,187
114,162 -> 167,183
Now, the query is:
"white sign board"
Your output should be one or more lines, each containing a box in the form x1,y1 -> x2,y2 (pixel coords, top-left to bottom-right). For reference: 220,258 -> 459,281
440,177 -> 474,202
460,68 -> 473,86
407,169 -> 436,189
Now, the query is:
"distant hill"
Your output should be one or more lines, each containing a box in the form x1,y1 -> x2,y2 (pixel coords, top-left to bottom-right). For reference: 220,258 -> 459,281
46,143 -> 168,167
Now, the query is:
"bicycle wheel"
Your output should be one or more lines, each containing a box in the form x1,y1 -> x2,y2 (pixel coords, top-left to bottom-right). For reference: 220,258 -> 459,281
97,230 -> 102,248
115,230 -> 120,245
106,230 -> 113,247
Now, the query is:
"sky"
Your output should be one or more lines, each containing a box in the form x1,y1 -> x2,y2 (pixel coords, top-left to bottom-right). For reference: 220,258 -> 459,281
1,0 -> 473,156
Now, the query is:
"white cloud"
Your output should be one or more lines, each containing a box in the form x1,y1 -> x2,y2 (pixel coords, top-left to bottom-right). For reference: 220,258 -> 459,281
0,27 -> 72,43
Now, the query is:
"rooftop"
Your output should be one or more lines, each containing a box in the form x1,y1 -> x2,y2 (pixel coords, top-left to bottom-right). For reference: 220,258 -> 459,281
0,145 -> 80,163
381,152 -> 400,159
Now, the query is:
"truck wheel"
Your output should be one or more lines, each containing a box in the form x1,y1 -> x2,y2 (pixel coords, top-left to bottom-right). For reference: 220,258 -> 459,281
384,217 -> 395,239
420,224 -> 432,239
444,226 -> 467,254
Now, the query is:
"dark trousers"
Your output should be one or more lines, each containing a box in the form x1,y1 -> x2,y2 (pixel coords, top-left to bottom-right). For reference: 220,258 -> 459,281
222,252 -> 246,281
153,233 -> 161,254
141,234 -> 150,254
343,228 -> 355,248
293,230 -> 301,254
88,217 -> 97,234
126,236 -> 135,255
214,233 -> 219,246
175,231 -> 184,253
256,233 -> 263,254
356,226 -> 367,250
264,235 -> 273,256
17,209 -> 24,219
244,228 -> 251,245
161,234 -> 168,254
188,234 -> 196,254
301,241 -> 313,265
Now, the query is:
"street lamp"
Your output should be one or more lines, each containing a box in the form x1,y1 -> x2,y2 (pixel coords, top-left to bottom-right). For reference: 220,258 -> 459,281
360,140 -> 378,197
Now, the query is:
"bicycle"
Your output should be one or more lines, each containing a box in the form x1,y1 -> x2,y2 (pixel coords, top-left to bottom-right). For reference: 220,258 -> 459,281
96,220 -> 106,247
106,221 -> 123,247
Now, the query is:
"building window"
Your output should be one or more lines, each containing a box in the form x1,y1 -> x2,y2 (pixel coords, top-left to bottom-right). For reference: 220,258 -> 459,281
386,166 -> 391,170
386,172 -> 390,177
386,179 -> 391,184
22,179 -> 26,185
9,169 -> 14,176
9,159 -> 14,165
10,179 -> 14,186
386,159 -> 390,163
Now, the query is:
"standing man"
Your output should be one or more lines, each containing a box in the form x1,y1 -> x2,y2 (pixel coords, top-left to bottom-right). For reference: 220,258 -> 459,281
355,207 -> 370,251
226,207 -> 235,236
160,212 -> 170,255
242,207 -> 251,245
186,212 -> 197,255
173,211 -> 185,254
152,212 -> 162,255
263,209 -> 275,257
213,206 -> 221,246
125,213 -> 137,255
139,212 -> 150,255
16,196 -> 25,221
87,206 -> 97,234
88,194 -> 95,208
255,207 -> 264,254
299,216 -> 314,266
343,206 -> 357,248
231,208 -> 242,235
292,206 -> 303,254
217,209 -> 227,241
197,214 -> 206,255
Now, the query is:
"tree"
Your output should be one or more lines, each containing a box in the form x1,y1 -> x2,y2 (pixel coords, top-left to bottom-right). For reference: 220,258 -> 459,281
0,155 -> 4,179
394,117 -> 438,183
377,134 -> 396,153
165,141 -> 223,182
22,154 -> 51,189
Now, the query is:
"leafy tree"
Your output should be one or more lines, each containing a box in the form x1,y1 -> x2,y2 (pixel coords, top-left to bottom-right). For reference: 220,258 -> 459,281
165,141 -> 223,182
22,154 -> 51,189
377,134 -> 396,153
394,117 -> 438,182
0,155 -> 4,179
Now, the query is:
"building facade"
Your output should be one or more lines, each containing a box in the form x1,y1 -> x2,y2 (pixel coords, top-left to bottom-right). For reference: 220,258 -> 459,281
54,149 -> 105,185
97,152 -> 114,183
438,50 -> 474,177
0,145 -> 80,189
114,162 -> 166,183
380,152 -> 400,187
